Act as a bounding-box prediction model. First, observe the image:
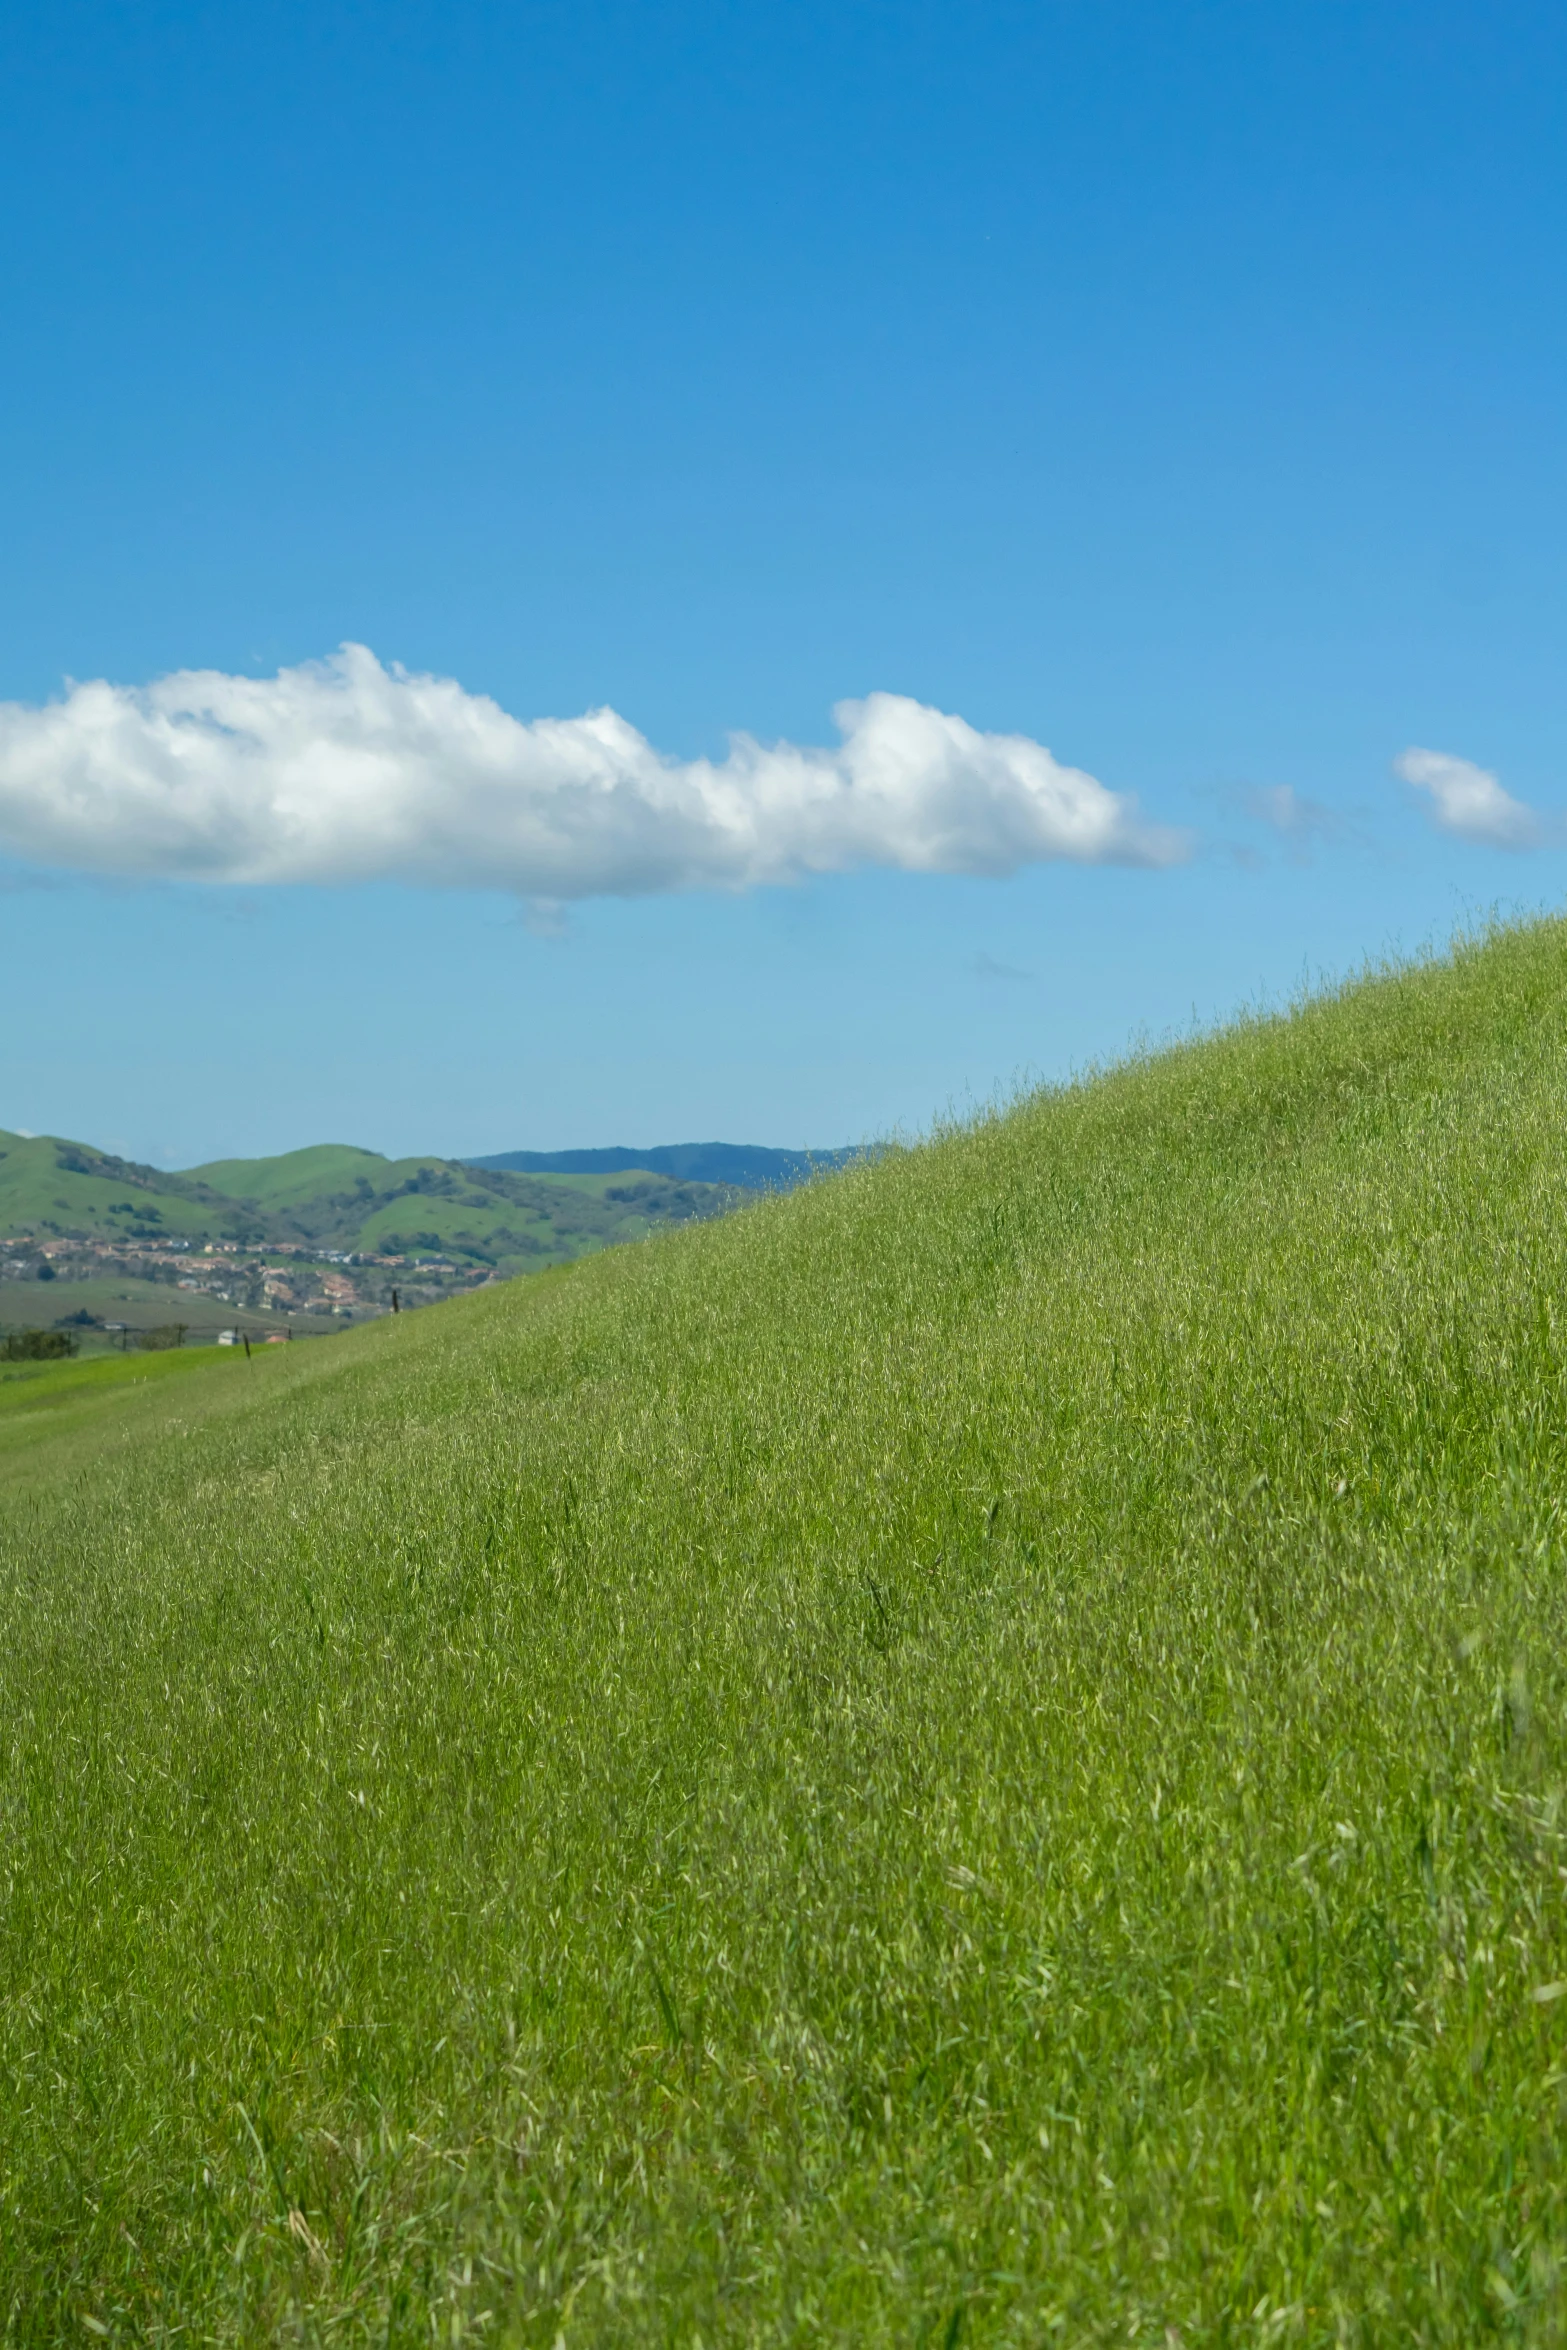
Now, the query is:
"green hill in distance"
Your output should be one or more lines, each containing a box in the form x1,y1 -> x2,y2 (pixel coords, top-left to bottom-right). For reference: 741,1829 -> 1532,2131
0,1129 -> 262,1243
184,1142 -> 740,1266
0,1130 -> 744,1269
9,920 -> 1567,2338
186,1141 -> 394,1212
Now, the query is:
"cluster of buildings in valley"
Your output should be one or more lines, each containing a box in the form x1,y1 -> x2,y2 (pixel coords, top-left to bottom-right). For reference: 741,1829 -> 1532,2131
0,1230 -> 479,1323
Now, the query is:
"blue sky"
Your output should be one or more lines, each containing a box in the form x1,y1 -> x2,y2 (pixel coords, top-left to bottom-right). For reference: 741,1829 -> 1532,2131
4,0 -> 1566,1165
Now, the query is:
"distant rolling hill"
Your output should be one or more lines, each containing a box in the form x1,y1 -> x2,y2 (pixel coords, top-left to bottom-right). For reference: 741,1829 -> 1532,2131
464,1141 -> 859,1187
0,1131 -> 749,1272
0,1132 -> 264,1245
186,1144 -> 742,1268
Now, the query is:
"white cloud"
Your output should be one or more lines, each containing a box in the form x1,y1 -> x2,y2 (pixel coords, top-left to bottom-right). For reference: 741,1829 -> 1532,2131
1394,746 -> 1543,849
0,644 -> 1186,898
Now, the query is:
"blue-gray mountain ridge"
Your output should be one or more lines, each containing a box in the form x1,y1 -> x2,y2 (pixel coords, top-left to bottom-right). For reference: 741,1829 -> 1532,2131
461,1143 -> 860,1189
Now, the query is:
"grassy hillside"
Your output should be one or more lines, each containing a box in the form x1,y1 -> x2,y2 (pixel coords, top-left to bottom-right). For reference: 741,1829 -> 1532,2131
8,920 -> 1567,2342
0,1130 -> 260,1242
187,1143 -> 394,1211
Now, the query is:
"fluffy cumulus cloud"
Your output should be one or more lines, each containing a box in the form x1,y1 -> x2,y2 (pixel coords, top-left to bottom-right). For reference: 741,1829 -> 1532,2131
1394,747 -> 1543,849
0,644 -> 1186,897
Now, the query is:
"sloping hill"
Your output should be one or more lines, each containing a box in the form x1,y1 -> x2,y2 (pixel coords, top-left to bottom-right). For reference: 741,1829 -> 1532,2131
7,921 -> 1567,2340
186,1142 -> 392,1210
0,1128 -> 264,1242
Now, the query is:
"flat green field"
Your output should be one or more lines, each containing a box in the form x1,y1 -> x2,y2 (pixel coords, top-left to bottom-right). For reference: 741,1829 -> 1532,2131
8,921 -> 1567,2342
0,1343 -> 295,1486
0,1273 -> 343,1345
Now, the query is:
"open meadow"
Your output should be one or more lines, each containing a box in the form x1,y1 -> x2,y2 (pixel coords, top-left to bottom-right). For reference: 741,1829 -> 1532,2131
0,1345 -> 280,1492
7,921 -> 1567,2341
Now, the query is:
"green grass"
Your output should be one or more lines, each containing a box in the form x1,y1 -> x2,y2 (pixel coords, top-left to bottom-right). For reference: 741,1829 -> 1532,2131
8,918 -> 1567,2343
0,1343 -> 289,1485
